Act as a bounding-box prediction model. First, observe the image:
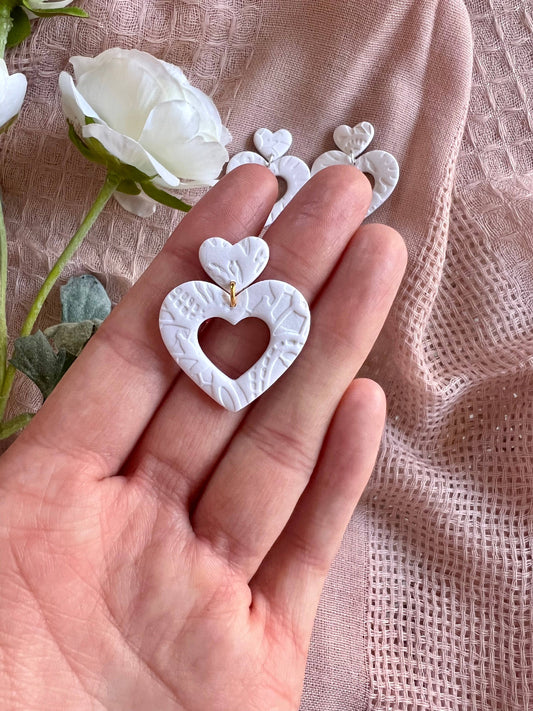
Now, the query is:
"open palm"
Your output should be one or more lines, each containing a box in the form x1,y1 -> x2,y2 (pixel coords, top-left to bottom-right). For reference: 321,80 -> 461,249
0,165 -> 406,710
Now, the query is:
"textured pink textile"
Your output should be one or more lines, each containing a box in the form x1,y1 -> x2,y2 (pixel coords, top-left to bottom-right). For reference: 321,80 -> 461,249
2,1 -> 532,709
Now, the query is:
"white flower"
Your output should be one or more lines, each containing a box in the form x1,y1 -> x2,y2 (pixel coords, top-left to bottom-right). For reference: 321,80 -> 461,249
0,60 -> 27,133
59,48 -> 231,216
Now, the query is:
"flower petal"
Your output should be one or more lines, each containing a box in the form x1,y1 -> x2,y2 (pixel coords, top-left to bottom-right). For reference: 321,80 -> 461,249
0,60 -> 7,92
139,100 -> 227,183
161,136 -> 228,184
159,59 -> 189,87
82,122 -> 180,187
0,64 -> 27,129
70,48 -> 134,80
113,191 -> 156,217
157,60 -> 229,145
69,50 -> 189,140
58,71 -> 101,127
72,49 -> 184,93
220,125 -> 232,145
139,100 -> 201,159
74,57 -> 169,140
183,83 -> 230,143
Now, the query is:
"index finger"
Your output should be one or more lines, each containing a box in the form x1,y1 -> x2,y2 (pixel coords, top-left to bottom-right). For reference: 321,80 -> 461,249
6,166 -> 278,479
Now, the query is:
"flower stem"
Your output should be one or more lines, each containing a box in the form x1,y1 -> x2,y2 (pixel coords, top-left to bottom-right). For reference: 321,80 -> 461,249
20,173 -> 120,337
0,193 -> 7,392
0,172 -> 120,420
0,411 -> 32,439
0,1 -> 15,59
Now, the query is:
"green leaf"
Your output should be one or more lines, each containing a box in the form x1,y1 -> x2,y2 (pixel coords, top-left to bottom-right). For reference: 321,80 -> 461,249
118,163 -> 156,183
67,122 -> 95,162
66,127 -> 166,190
10,331 -> 75,400
6,6 -> 31,49
116,179 -> 141,195
44,319 -> 100,356
0,113 -> 19,134
140,181 -> 191,212
80,134 -> 156,183
67,128 -> 109,169
60,275 -> 111,323
21,2 -> 88,18
0,413 -> 34,440
81,134 -> 120,167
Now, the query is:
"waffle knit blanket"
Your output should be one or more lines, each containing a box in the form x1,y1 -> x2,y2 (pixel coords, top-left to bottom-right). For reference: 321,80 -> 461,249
3,1 -> 532,708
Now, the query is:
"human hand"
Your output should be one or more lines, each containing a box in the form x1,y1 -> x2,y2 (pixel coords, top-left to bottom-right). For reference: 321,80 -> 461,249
0,164 -> 406,710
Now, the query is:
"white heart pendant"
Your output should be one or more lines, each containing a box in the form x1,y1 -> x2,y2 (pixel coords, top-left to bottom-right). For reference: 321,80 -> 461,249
310,150 -> 352,173
265,155 -> 311,226
311,122 -> 399,216
160,238 -> 311,412
354,149 -> 400,216
226,128 -> 311,227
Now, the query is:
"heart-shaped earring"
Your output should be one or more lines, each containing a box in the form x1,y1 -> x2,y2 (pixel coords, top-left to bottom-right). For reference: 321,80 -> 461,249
159,236 -> 311,412
226,129 -> 311,227
311,122 -> 399,216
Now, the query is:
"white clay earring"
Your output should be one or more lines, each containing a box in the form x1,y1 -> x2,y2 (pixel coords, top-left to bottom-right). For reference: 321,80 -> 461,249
311,122 -> 399,215
226,128 -> 310,227
159,236 -> 311,412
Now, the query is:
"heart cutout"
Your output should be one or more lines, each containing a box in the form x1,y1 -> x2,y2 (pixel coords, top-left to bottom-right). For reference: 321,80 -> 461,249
160,279 -> 311,412
199,236 -> 269,292
198,317 -> 270,379
254,128 -> 292,161
333,122 -> 374,158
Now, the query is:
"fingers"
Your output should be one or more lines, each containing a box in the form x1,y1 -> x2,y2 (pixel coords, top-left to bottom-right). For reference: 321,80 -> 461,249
125,166 -> 372,509
250,379 -> 385,638
192,222 -> 406,578
7,165 -> 278,480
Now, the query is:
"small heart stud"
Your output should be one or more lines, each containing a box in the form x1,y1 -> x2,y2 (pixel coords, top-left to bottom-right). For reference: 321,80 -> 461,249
254,128 -> 292,162
333,122 -> 374,158
199,236 -> 269,292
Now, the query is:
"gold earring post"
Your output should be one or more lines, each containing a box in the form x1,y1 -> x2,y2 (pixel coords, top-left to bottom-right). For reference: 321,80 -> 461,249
229,281 -> 237,307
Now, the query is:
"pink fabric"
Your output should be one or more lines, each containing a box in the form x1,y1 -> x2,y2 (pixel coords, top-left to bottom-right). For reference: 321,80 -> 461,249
2,1 -> 532,708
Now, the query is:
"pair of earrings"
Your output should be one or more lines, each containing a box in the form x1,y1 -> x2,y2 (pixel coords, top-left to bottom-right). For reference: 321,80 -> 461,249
160,123 -> 399,412
226,122 -> 399,226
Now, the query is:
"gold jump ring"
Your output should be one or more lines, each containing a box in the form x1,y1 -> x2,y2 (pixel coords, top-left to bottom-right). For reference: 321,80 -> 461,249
229,280 -> 237,307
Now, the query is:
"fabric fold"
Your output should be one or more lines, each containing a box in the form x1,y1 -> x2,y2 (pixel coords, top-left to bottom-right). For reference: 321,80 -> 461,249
221,1 -> 472,707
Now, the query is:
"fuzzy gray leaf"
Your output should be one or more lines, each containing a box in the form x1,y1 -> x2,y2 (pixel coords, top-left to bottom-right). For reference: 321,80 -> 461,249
44,319 -> 101,356
61,275 -> 111,323
10,331 -> 76,400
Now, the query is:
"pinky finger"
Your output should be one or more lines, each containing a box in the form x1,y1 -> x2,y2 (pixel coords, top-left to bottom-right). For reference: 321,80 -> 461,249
250,378 -> 386,636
